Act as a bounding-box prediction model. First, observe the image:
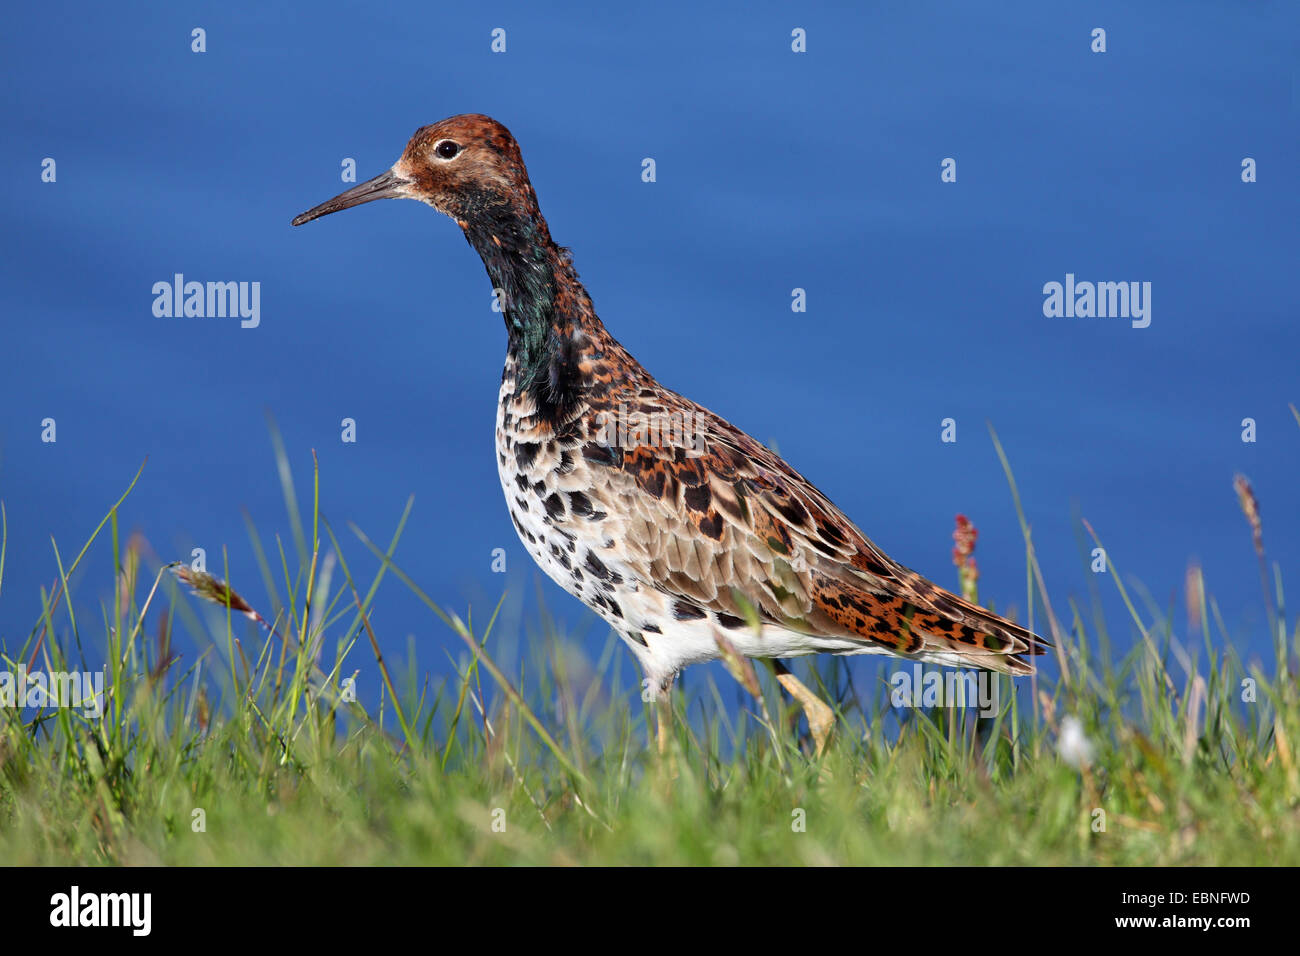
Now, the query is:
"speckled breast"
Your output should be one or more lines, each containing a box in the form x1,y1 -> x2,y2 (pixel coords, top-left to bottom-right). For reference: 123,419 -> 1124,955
493,359 -> 647,638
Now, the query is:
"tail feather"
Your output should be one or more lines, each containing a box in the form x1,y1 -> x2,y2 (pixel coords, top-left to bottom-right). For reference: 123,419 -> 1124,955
806,563 -> 1051,675
897,570 -> 1050,674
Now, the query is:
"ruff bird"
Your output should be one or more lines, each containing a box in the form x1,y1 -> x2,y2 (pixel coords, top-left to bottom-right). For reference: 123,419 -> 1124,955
292,114 -> 1047,754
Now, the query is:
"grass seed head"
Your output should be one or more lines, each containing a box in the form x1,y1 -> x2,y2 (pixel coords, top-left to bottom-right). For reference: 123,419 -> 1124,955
173,566 -> 263,625
1232,473 -> 1264,557
952,514 -> 980,603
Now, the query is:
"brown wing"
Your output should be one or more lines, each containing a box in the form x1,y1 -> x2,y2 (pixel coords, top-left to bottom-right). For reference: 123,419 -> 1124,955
580,386 -> 1049,675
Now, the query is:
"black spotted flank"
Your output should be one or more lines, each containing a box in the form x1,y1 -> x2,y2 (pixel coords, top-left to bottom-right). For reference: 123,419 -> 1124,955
583,550 -> 622,584
672,600 -> 705,621
515,441 -> 540,470
581,442 -> 617,466
568,490 -> 606,520
716,612 -> 745,629
543,492 -> 565,519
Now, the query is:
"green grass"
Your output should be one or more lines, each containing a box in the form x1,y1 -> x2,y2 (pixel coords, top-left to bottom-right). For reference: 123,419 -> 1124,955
1,423 -> 1298,865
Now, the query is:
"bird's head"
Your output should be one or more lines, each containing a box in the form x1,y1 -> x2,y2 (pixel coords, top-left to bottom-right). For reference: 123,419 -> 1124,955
291,114 -> 539,231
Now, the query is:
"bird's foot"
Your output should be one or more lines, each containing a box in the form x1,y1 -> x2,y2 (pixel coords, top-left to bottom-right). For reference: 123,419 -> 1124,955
772,662 -> 835,758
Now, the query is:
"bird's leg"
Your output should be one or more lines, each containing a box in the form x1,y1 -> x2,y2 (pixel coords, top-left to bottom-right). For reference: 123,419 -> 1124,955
654,673 -> 675,758
650,673 -> 681,786
769,660 -> 835,757
656,692 -> 670,758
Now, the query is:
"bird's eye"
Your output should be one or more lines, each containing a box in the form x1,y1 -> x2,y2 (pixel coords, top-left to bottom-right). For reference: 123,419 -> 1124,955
435,140 -> 460,160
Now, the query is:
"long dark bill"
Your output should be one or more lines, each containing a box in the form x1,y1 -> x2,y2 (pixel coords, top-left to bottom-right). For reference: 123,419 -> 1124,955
291,169 -> 412,226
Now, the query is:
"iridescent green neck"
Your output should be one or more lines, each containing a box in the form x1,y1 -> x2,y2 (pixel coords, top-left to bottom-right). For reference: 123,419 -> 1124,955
459,188 -> 584,421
